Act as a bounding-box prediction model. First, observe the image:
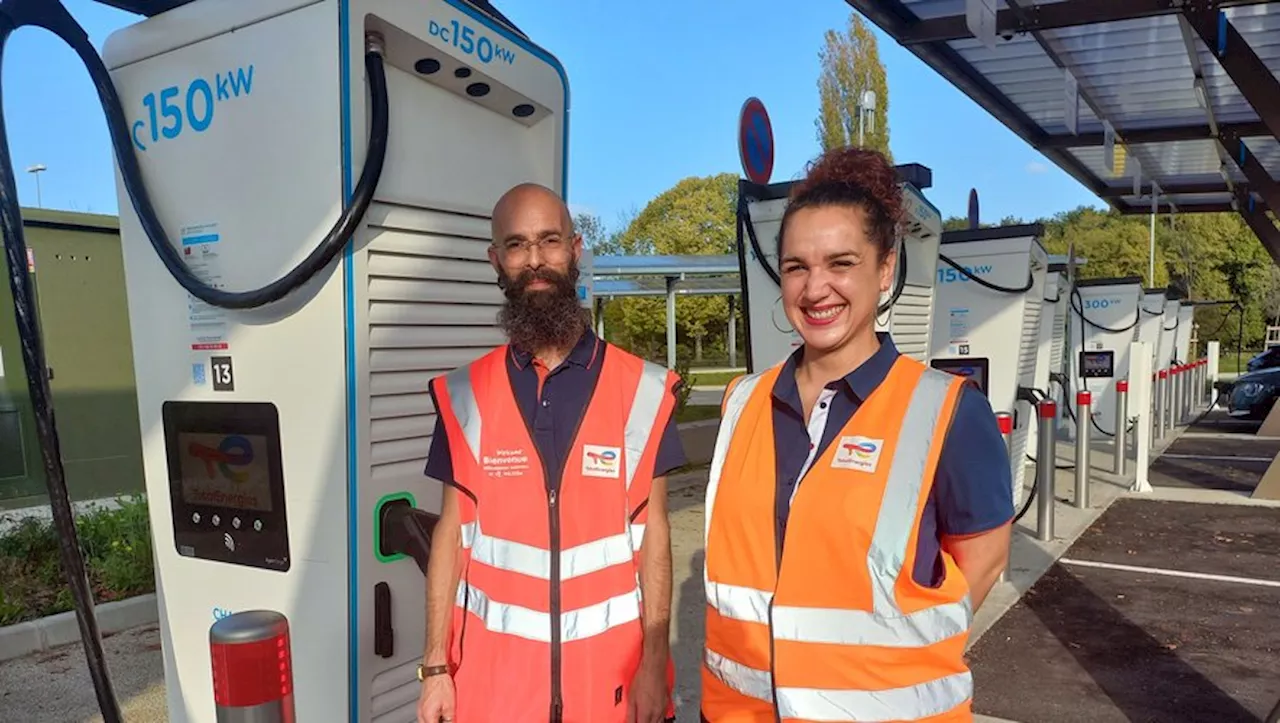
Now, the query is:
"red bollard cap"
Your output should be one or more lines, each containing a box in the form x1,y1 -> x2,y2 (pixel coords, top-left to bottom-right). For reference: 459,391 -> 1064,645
1038,400 -> 1057,419
210,612 -> 293,709
1117,380 -> 1129,392
1077,390 -> 1092,405
1159,369 -> 1168,379
995,412 -> 1013,435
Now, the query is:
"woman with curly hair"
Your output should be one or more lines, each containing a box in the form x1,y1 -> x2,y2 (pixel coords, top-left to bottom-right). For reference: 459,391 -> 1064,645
701,147 -> 1013,722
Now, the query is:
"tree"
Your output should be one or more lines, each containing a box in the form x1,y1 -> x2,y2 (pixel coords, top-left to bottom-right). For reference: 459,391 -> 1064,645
816,13 -> 891,159
604,173 -> 740,363
573,212 -> 609,252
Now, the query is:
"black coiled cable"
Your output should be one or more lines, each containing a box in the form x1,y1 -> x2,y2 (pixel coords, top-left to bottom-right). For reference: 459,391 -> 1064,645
4,0 -> 391,308
937,252 -> 1034,294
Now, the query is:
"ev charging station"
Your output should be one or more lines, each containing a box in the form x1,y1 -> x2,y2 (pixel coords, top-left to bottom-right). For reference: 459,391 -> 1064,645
94,1 -> 568,720
1066,277 -> 1144,440
1174,301 -> 1196,363
1030,266 -> 1070,451
1157,295 -> 1182,371
928,224 -> 1048,510
1136,288 -> 1170,369
737,166 -> 943,372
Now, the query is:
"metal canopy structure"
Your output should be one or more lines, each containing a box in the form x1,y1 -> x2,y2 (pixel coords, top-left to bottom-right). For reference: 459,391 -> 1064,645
594,276 -> 741,298
592,254 -> 739,278
845,0 -> 1280,261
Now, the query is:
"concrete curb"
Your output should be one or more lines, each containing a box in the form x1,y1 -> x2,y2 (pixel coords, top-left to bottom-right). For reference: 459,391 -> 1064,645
0,593 -> 158,663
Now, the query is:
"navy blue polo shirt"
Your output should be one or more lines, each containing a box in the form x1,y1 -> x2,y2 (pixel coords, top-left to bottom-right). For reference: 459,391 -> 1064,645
771,333 -> 1014,587
424,330 -> 688,492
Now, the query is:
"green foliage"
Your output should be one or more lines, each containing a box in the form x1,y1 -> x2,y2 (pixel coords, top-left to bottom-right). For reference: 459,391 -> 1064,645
0,495 -> 154,625
817,13 -> 891,160
673,357 -> 694,417
592,174 -> 745,365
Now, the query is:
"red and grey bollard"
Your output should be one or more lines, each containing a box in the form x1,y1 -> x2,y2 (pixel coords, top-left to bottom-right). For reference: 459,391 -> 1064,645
1075,390 -> 1091,509
210,610 -> 296,722
1156,369 -> 1169,439
1036,399 -> 1058,541
1114,380 -> 1129,476
996,411 -> 1014,459
995,411 -> 1014,581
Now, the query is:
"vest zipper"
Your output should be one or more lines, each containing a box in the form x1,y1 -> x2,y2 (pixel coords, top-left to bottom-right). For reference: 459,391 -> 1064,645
767,600 -> 781,723
504,341 -> 605,723
548,485 -> 563,723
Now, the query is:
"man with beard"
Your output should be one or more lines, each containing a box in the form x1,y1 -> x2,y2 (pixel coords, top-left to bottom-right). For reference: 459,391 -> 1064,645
416,183 -> 686,723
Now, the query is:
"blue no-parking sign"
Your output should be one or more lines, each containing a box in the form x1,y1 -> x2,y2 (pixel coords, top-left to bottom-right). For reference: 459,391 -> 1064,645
738,97 -> 774,185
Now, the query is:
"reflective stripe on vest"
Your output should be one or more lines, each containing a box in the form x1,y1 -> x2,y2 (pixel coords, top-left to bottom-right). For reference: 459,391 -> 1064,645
704,365 -> 973,722
457,581 -> 642,643
441,354 -> 670,639
705,648 -> 973,722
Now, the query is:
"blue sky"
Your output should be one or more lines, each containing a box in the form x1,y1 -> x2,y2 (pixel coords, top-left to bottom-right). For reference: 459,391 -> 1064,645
4,0 -> 1105,232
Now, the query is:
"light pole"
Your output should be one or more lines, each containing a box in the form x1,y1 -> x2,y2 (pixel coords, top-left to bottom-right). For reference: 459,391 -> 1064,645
26,163 -> 46,208
857,88 -> 876,147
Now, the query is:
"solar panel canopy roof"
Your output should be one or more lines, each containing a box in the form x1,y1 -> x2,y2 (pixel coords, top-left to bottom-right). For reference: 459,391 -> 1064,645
844,0 -> 1280,259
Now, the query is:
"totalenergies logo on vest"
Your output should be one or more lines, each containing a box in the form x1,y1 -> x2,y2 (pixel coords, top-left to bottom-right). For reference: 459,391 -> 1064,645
582,444 -> 622,479
844,439 -> 878,458
832,435 -> 884,473
188,435 -> 255,484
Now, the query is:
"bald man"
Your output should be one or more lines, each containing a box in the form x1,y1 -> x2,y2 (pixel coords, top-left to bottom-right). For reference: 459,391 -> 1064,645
416,184 -> 686,723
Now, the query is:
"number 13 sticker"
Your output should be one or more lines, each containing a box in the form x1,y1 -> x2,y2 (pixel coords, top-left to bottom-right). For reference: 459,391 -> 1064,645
210,356 -> 235,391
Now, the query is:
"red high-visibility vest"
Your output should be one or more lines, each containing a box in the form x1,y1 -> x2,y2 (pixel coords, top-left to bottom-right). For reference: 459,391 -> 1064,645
702,355 -> 974,722
431,343 -> 678,722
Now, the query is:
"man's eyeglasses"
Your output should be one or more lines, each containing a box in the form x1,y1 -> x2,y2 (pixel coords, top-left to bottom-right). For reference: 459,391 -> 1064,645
497,236 -> 572,257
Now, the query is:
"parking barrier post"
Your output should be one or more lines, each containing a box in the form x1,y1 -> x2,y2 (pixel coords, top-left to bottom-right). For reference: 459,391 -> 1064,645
995,411 -> 1014,582
1174,364 -> 1185,426
1114,380 -> 1128,476
1156,370 -> 1168,440
210,610 -> 295,723
1037,399 -> 1057,541
1074,391 -> 1091,509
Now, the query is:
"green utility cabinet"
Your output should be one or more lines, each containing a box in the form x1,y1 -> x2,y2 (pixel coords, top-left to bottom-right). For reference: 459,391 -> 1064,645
0,208 -> 144,509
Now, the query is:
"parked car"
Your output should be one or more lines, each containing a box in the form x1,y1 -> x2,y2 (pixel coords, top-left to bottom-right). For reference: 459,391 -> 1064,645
1246,346 -> 1280,373
1226,367 -> 1280,420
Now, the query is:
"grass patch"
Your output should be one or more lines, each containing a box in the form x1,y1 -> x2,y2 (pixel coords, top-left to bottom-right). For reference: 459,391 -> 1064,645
0,496 -> 154,626
675,405 -> 721,424
689,371 -> 740,387
1217,351 -> 1260,375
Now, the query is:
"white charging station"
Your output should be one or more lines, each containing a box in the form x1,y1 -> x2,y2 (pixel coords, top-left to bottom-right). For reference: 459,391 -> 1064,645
738,174 -> 942,371
1174,301 -> 1196,363
1029,267 -> 1069,451
928,225 -> 1047,507
1136,288 -> 1170,370
1157,296 -> 1182,371
104,1 -> 567,720
1067,276 -> 1144,440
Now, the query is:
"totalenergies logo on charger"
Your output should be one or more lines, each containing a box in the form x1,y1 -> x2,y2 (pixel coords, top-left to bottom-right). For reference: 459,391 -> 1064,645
189,435 -> 255,483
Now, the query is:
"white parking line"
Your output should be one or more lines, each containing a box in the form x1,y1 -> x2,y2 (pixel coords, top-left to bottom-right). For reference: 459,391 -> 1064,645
1157,453 -> 1276,463
1059,558 -> 1280,588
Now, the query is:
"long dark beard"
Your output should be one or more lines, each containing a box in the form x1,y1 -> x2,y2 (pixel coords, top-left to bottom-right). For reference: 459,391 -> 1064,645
497,264 -> 587,353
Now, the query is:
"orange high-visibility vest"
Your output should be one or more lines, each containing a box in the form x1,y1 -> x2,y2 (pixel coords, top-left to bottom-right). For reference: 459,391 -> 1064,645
702,354 -> 974,723
431,343 -> 678,722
